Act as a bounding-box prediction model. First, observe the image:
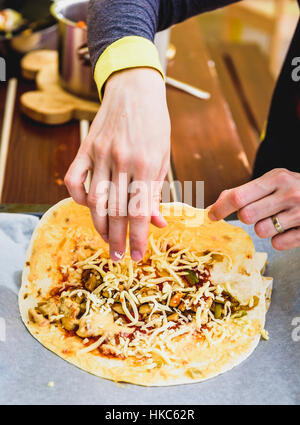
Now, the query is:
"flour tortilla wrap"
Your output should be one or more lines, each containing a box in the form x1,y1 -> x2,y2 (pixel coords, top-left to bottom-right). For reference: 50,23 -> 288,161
19,199 -> 272,386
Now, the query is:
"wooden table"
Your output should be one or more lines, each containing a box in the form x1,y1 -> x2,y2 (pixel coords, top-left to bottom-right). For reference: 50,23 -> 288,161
166,18 -> 274,206
0,17 -> 274,211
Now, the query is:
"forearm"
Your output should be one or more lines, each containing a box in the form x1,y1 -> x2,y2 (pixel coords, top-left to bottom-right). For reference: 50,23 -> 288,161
88,0 -> 241,69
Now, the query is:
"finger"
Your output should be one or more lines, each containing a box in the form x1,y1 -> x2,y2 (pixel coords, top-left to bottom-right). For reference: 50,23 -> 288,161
128,180 -> 151,262
207,191 -> 229,220
237,193 -> 286,225
150,179 -> 167,228
255,208 -> 300,239
151,159 -> 169,227
87,165 -> 111,243
64,153 -> 92,206
151,211 -> 167,227
209,170 -> 282,220
108,172 -> 129,262
271,227 -> 300,251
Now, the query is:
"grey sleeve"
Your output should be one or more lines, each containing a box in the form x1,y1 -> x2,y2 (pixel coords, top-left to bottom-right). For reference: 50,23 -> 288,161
87,0 -> 241,69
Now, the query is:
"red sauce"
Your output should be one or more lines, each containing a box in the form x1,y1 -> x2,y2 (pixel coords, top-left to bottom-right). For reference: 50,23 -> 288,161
62,329 -> 77,338
97,349 -> 124,360
122,315 -> 132,324
61,272 -> 69,282
166,244 -> 179,255
49,287 -> 61,297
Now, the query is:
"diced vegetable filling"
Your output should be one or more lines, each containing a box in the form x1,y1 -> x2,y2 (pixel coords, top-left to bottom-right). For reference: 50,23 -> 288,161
29,236 -> 258,359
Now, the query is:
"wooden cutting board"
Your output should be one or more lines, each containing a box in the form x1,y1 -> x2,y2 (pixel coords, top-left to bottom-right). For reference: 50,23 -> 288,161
20,50 -> 99,124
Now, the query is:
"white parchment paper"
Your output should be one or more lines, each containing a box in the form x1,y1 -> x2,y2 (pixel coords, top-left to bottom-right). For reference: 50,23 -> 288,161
0,213 -> 299,405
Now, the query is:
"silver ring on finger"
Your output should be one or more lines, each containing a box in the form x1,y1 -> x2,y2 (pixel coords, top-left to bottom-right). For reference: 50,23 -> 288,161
272,215 -> 284,234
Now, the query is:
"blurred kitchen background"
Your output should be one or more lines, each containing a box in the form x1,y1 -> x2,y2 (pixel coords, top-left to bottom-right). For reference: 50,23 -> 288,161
200,0 -> 298,77
0,0 -> 298,213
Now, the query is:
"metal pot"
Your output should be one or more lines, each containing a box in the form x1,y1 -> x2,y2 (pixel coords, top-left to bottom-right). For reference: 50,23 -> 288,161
0,0 -> 57,77
51,0 -> 98,101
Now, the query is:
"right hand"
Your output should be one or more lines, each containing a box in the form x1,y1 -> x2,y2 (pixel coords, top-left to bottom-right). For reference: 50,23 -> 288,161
209,168 -> 300,251
65,68 -> 171,262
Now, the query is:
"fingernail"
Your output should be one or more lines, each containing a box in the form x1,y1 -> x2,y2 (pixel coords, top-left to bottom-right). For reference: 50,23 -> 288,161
102,234 -> 109,243
159,213 -> 168,226
110,250 -> 124,262
131,250 -> 142,262
208,211 -> 217,221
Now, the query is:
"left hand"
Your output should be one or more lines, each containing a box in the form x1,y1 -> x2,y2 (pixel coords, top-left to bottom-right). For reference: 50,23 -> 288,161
64,68 -> 170,262
209,168 -> 300,251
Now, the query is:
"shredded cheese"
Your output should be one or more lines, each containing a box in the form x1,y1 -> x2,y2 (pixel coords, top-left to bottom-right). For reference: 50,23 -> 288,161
45,230 -> 253,362
79,335 -> 106,354
120,290 -> 139,325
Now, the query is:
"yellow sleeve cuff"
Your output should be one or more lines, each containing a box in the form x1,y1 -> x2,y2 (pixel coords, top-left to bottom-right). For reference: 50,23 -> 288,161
94,36 -> 165,101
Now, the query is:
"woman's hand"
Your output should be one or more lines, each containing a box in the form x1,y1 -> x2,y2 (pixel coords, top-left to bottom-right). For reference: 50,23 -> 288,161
209,168 -> 300,250
64,68 -> 170,261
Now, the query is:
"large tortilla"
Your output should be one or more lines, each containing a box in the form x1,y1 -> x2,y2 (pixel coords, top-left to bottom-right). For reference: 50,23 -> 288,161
19,199 -> 272,386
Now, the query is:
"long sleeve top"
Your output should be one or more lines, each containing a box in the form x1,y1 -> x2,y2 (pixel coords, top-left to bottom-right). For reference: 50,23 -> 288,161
88,0 -> 240,96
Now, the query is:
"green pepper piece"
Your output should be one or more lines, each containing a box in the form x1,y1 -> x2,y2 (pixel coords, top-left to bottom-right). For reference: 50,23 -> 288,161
214,303 -> 223,319
185,270 -> 199,285
232,310 -> 247,319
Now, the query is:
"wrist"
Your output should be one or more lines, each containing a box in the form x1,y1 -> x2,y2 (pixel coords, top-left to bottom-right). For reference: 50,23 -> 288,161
105,67 -> 165,97
93,36 -> 165,101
